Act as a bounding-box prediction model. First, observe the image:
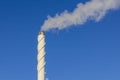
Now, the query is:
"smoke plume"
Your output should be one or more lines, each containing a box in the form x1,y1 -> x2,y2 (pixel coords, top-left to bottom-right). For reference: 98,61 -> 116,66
41,0 -> 120,31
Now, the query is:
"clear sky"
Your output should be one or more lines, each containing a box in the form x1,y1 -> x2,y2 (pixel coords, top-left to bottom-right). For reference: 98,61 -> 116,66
0,0 -> 120,80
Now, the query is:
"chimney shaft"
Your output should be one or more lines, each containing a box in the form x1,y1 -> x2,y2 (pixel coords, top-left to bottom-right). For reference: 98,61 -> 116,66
37,32 -> 46,80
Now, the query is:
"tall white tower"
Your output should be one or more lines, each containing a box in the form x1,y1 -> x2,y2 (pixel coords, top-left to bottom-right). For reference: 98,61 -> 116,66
37,32 -> 46,80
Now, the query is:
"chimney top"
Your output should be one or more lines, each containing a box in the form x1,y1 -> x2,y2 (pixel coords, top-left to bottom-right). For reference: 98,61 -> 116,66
39,32 -> 44,35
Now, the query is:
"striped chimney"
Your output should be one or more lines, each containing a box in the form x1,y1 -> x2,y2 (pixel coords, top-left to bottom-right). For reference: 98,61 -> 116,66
37,32 -> 46,80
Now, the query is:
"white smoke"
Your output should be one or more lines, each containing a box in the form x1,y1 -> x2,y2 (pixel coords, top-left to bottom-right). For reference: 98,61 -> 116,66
41,0 -> 120,31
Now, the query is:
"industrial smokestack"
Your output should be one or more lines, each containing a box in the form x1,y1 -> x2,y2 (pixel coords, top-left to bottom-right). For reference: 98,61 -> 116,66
37,32 -> 46,80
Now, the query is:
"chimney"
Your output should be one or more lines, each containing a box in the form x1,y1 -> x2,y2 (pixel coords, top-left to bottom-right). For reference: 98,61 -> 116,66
37,32 -> 46,80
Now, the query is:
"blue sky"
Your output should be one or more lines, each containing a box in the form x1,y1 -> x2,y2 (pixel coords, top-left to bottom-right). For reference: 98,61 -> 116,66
0,0 -> 120,80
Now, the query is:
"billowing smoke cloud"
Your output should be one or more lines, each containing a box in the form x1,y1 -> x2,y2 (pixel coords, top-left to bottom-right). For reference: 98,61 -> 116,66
41,0 -> 120,31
